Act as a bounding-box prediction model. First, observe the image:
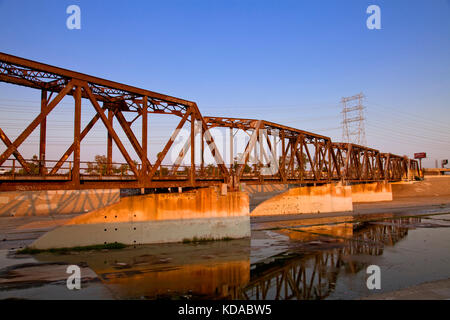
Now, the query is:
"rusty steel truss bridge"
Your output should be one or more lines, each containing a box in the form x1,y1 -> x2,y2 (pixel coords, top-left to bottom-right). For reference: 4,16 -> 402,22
0,53 -> 421,192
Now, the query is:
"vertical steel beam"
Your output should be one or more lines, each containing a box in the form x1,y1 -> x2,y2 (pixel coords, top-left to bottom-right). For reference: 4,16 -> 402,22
190,112 -> 195,185
141,96 -> 148,176
297,137 -> 304,181
107,109 -> 113,175
254,132 -> 258,171
384,154 -> 390,181
39,90 -> 47,175
259,129 -> 264,166
230,127 -> 233,169
73,85 -> 82,185
280,130 -> 286,181
201,126 -> 204,171
327,142 -> 332,181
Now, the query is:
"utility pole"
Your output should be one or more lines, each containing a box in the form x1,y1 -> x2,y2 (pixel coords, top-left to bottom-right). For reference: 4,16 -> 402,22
341,93 -> 366,146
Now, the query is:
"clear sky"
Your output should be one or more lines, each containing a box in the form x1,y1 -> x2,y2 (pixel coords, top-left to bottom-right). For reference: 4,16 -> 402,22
0,0 -> 449,168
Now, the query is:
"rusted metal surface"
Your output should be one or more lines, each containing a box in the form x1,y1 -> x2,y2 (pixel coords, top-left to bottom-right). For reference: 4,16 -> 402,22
0,53 -> 421,191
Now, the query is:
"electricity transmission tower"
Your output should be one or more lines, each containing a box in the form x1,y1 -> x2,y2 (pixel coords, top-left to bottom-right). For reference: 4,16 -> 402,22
341,93 -> 366,146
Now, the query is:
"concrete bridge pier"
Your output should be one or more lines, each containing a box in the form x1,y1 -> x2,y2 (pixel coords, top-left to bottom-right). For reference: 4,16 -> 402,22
248,181 -> 393,217
30,187 -> 250,250
250,183 -> 353,216
18,181 -> 393,249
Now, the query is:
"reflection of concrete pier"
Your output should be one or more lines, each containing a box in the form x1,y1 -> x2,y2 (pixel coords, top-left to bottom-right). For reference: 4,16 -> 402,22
34,239 -> 251,299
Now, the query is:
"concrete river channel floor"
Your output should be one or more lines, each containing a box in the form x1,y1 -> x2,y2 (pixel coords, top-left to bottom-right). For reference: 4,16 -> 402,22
0,196 -> 450,300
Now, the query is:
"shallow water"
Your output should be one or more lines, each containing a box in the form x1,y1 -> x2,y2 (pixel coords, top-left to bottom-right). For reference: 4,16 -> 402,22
1,212 -> 450,300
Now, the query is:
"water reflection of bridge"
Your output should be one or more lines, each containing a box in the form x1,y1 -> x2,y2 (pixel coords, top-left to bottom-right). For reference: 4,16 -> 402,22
239,217 -> 418,300
31,217 -> 418,300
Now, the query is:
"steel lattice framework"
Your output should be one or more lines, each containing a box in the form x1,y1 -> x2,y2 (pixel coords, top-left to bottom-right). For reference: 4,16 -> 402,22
0,53 -> 421,191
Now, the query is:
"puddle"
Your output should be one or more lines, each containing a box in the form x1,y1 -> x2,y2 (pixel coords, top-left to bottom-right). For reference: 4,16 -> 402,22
1,213 -> 450,299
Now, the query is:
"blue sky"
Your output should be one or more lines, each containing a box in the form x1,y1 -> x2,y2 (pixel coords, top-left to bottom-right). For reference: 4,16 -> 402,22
0,0 -> 449,167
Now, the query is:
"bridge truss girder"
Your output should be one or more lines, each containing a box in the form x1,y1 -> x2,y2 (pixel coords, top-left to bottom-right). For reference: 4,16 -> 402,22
0,53 -> 420,191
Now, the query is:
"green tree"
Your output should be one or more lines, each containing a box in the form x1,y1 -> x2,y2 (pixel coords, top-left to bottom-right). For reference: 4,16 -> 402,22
86,155 -> 109,175
18,155 -> 40,175
232,156 -> 252,174
85,155 -> 138,175
279,153 -> 307,171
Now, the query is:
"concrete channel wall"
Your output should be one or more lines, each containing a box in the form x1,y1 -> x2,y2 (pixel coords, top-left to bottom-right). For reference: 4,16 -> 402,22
392,176 -> 450,198
0,189 -> 120,217
30,187 -> 250,249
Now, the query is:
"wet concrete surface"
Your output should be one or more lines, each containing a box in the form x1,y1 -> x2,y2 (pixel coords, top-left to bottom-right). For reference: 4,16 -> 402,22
1,196 -> 450,300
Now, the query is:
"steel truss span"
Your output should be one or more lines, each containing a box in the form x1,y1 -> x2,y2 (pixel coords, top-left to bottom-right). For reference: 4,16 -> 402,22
0,53 -> 420,191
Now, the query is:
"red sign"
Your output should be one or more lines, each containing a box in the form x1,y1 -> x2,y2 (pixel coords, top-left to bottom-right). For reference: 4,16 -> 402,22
414,152 -> 426,159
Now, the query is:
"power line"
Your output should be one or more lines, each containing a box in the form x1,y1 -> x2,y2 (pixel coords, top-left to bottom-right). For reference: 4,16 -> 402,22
367,119 -> 450,141
369,102 -> 450,126
367,107 -> 450,134
366,122 -> 450,145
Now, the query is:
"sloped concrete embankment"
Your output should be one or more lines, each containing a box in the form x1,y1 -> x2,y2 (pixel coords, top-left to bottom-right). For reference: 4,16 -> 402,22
391,176 -> 450,199
30,187 -> 250,249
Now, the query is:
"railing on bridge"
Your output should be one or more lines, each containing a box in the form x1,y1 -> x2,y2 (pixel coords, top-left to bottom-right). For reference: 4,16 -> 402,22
0,158 -> 226,181
0,52 -> 421,191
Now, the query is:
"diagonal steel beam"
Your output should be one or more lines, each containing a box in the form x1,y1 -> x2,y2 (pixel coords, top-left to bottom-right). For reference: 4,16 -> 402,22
303,139 -> 317,181
148,109 -> 192,180
115,110 -> 152,174
50,112 -> 102,175
0,81 -> 74,166
196,111 -> 229,178
0,127 -> 31,173
237,121 -> 261,179
84,83 -> 140,178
